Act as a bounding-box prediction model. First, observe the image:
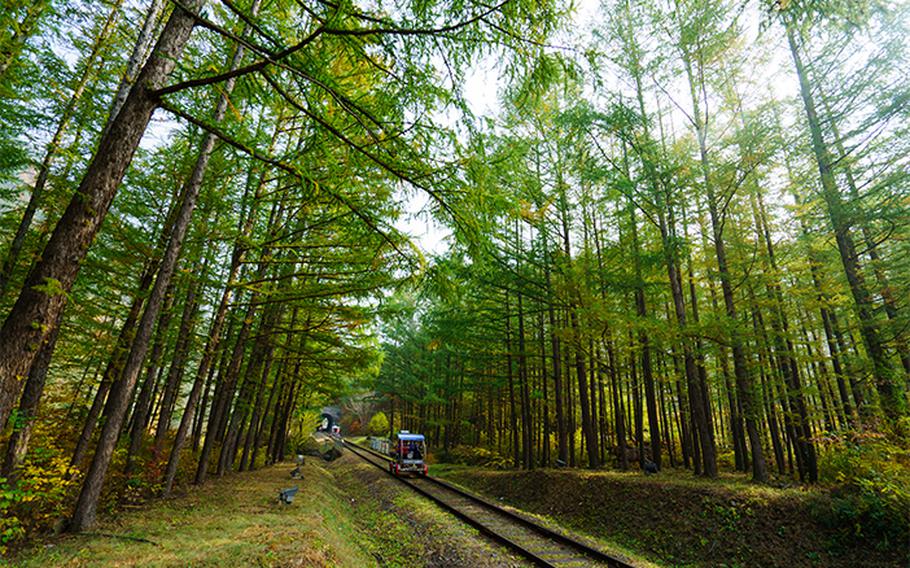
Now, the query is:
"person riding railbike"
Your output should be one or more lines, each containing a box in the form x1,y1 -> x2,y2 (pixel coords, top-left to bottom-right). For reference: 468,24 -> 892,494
389,431 -> 428,476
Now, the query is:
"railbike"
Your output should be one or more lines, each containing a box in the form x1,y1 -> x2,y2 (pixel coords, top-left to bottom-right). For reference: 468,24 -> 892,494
387,431 -> 428,476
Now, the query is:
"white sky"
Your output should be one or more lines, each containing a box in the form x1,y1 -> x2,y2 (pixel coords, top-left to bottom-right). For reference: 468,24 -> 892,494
393,0 -> 803,258
128,0 -> 806,260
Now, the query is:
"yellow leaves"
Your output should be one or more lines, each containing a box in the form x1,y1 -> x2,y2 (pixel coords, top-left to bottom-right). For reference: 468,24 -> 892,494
518,199 -> 534,221
213,82 -> 243,122
1,453 -> 77,550
517,198 -> 553,223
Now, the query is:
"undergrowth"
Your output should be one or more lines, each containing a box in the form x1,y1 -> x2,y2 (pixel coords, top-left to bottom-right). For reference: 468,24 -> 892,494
813,419 -> 910,554
437,445 -> 511,469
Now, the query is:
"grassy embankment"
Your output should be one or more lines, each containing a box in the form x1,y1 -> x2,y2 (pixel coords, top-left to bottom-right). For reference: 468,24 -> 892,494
432,464 -> 909,568
4,459 -> 376,567
5,450 -> 534,567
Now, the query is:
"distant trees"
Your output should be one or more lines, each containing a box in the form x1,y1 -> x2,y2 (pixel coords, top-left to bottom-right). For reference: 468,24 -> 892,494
373,0 -> 910,482
0,0 -> 562,537
0,0 -> 907,548
368,412 -> 390,437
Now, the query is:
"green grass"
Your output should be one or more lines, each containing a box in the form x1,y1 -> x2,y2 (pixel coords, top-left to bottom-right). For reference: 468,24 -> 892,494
433,464 -> 907,567
429,465 -> 661,567
331,453 -> 529,567
431,462 -> 821,500
5,450 -> 536,568
4,461 -> 376,567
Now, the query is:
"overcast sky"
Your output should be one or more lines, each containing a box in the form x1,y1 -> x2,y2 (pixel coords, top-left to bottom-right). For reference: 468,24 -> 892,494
392,0 -> 804,258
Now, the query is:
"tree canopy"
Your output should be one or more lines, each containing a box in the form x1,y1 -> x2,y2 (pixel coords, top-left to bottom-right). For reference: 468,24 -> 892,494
0,0 -> 907,552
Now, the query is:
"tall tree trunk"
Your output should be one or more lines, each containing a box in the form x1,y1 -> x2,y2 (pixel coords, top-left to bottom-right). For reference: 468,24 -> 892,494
152,274 -> 201,451
219,300 -> 279,475
537,311 -> 550,467
104,0 -> 167,131
545,264 -> 567,465
69,256 -> 160,473
816,89 -> 910,376
606,331 -> 627,470
170,182 -> 271,488
780,150 -> 861,426
786,26 -> 904,420
505,290 -> 519,468
71,4 -> 270,529
629,201 -> 660,469
240,343 -> 275,472
197,293 -> 256,482
619,37 -> 715,474
571,307 -> 599,468
1,313 -> 62,481
0,0 -> 124,297
124,280 -> 177,474
251,308 -> 296,470
662,211 -> 716,477
753,311 -> 785,475
517,290 -> 533,469
629,329 -> 644,469
681,51 -> 767,482
0,0 -> 206,430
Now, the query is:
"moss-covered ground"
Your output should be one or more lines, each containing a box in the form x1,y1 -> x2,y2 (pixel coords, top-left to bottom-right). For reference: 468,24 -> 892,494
432,464 -> 909,567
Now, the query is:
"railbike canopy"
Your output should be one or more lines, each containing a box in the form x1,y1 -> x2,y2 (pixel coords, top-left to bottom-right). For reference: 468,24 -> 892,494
395,432 -> 425,442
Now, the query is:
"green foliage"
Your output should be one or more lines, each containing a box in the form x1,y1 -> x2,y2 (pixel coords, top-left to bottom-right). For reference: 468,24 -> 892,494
769,0 -> 886,30
0,446 -> 79,553
0,137 -> 28,175
440,445 -> 510,469
30,277 -> 68,298
814,428 -> 910,550
367,411 -> 390,437
0,0 -> 907,561
0,478 -> 26,554
288,411 -> 322,454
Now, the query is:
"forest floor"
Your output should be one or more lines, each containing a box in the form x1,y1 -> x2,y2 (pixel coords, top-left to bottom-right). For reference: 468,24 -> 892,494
3,452 -> 531,567
8,449 -> 905,567
433,464 -> 909,567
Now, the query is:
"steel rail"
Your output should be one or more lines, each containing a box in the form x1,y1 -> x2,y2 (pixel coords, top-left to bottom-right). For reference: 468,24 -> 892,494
341,439 -> 635,568
355,442 -> 634,567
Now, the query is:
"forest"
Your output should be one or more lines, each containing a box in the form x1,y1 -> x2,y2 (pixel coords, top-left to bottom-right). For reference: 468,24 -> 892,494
0,0 -> 908,561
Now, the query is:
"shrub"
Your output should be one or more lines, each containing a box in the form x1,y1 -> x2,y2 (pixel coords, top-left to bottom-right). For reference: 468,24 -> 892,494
814,428 -> 910,552
1,447 -> 79,554
297,435 -> 324,456
1,478 -> 26,555
367,412 -> 390,437
441,445 -> 511,469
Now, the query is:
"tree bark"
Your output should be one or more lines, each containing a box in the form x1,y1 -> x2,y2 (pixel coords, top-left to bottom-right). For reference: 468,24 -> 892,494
123,280 -> 176,475
152,279 -> 200,452
545,264 -> 567,465
0,0 -> 124,297
0,0 -> 206,431
681,49 -> 767,482
629,201 -> 660,469
786,26 -> 904,420
1,312 -> 62,481
69,261 -> 157,473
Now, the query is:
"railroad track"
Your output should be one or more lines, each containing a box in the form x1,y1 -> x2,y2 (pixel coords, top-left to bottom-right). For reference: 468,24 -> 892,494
341,439 -> 635,568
